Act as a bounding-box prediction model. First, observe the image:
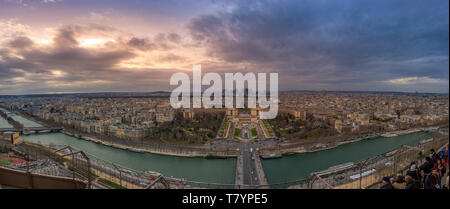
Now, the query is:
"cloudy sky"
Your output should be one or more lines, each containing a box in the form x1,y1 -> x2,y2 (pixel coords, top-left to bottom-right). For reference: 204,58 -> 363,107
0,0 -> 448,95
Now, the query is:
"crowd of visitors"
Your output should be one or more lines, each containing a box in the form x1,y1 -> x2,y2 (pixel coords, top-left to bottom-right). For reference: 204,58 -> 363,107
379,146 -> 449,189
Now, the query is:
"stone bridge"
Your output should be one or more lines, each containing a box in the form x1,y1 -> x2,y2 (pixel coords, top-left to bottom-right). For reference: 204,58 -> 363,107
0,127 -> 63,134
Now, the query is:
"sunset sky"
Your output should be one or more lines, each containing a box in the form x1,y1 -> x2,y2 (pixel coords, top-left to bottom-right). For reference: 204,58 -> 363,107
0,0 -> 448,95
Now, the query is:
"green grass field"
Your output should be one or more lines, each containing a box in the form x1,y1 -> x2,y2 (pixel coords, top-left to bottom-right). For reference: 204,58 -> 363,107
251,128 -> 258,137
98,178 -> 127,189
234,128 -> 241,137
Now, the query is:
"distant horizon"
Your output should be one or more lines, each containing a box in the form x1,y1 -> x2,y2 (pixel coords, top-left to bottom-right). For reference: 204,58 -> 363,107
0,89 -> 448,97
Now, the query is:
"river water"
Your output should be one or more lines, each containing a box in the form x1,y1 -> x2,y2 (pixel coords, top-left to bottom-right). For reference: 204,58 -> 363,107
10,113 -> 433,184
0,108 -> 43,128
0,108 -> 14,128
0,108 -> 12,128
262,131 -> 432,183
10,116 -> 44,128
21,133 -> 236,184
0,117 -> 13,128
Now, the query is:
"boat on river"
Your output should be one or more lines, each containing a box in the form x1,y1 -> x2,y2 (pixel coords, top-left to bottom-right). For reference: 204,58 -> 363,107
127,147 -> 145,153
381,133 -> 398,138
261,154 -> 283,159
365,135 -> 379,140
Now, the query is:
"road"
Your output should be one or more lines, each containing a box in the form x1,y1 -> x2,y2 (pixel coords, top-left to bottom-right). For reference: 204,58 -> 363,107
240,143 -> 260,188
214,121 -> 274,188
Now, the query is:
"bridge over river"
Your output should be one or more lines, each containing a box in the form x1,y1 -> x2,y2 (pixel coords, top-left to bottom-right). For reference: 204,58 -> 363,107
234,135 -> 269,188
0,108 -> 63,134
0,127 -> 63,134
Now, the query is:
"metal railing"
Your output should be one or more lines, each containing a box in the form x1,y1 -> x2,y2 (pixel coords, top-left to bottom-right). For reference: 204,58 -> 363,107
1,128 -> 447,189
309,130 -> 448,189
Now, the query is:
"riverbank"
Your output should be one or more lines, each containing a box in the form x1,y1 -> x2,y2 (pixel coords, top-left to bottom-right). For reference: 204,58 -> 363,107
61,130 -> 236,158
9,109 -> 252,158
11,111 -> 47,128
8,108 -> 445,159
62,124 -> 437,158
269,126 -> 435,156
32,124 -> 437,159
1,108 -> 235,158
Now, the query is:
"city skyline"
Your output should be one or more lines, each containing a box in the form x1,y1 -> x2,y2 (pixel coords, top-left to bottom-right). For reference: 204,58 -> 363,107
0,89 -> 449,97
0,0 -> 449,95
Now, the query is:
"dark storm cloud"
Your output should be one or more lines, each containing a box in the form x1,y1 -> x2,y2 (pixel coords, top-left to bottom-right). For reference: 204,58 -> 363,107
0,23 -> 187,94
53,27 -> 79,47
128,32 -> 183,51
167,33 -> 182,44
22,47 -> 135,73
52,24 -> 118,47
157,53 -> 185,63
7,36 -> 34,49
188,0 -> 449,92
0,49 -> 39,81
128,37 -> 157,51
0,39 -> 179,94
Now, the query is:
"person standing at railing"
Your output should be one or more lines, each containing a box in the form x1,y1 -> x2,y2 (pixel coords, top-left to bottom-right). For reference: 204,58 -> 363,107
430,149 -> 439,165
424,169 -> 441,189
434,158 -> 446,177
441,145 -> 449,168
420,157 -> 434,187
392,174 -> 406,189
406,162 -> 421,183
379,177 -> 394,189
445,173 -> 449,189
405,175 -> 418,189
